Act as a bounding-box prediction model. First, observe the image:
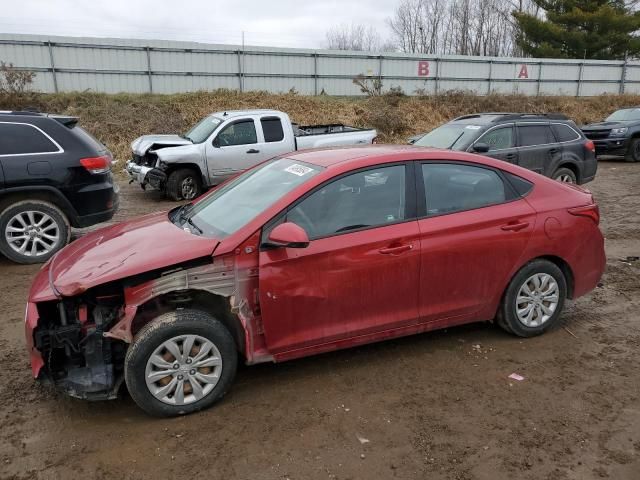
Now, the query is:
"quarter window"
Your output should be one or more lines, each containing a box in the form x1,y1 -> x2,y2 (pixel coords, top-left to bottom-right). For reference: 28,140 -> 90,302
422,163 -> 507,215
287,165 -> 406,239
261,117 -> 285,142
551,123 -> 580,142
477,126 -> 514,150
216,120 -> 257,146
518,125 -> 553,147
0,123 -> 59,155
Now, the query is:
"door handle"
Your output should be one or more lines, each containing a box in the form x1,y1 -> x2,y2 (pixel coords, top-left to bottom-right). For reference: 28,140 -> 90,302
501,221 -> 529,232
505,153 -> 516,160
246,149 -> 260,154
548,148 -> 559,154
379,244 -> 413,255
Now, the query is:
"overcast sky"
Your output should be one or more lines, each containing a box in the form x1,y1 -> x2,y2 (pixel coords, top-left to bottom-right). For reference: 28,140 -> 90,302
0,0 -> 394,48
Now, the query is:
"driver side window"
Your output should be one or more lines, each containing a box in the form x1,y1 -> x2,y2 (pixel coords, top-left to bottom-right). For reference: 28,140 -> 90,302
216,120 -> 258,147
286,165 -> 406,239
477,126 -> 514,151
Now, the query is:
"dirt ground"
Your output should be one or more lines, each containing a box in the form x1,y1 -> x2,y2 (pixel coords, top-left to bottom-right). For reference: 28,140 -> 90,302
0,160 -> 638,480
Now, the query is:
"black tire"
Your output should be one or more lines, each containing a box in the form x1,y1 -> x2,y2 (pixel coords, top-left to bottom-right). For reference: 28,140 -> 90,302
166,168 -> 202,201
497,259 -> 567,338
0,200 -> 70,264
552,167 -> 577,184
124,309 -> 237,417
625,138 -> 640,162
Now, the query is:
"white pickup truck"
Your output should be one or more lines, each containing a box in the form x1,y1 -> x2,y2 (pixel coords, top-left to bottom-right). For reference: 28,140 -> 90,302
125,109 -> 378,200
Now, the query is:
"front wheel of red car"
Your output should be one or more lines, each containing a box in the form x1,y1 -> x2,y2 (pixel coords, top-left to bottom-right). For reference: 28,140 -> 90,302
497,259 -> 567,337
124,309 -> 238,417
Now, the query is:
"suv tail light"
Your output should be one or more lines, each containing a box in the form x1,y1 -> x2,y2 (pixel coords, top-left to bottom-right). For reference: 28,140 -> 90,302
80,154 -> 112,174
568,204 -> 600,225
372,136 -> 378,144
584,140 -> 596,153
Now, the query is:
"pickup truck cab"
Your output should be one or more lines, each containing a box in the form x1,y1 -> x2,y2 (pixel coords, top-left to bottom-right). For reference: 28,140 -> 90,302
126,109 -> 377,200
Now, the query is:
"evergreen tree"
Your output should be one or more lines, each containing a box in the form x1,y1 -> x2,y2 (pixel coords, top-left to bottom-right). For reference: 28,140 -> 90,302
513,1 -> 640,59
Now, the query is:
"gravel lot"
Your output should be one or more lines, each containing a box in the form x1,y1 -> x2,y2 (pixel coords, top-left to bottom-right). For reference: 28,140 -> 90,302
0,160 -> 639,480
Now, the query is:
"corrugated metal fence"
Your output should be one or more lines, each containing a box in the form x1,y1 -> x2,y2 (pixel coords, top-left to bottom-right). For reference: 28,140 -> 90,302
1,33 -> 638,96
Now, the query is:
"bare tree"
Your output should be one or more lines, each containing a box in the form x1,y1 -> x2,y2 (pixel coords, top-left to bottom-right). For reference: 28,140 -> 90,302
387,0 -> 541,57
325,23 -> 383,51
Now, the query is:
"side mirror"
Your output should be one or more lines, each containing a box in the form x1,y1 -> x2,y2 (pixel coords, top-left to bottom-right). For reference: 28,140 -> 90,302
473,142 -> 490,153
267,222 -> 310,248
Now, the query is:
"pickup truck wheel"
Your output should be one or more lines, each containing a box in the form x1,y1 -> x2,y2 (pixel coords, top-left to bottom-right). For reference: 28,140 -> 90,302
625,138 -> 640,162
166,169 -> 202,201
124,309 -> 237,417
0,200 -> 70,264
497,259 -> 567,338
552,167 -> 577,184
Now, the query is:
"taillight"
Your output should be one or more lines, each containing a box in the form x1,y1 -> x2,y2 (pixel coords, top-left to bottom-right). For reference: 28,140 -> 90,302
372,137 -> 378,144
568,204 -> 600,225
80,154 -> 112,174
584,140 -> 595,153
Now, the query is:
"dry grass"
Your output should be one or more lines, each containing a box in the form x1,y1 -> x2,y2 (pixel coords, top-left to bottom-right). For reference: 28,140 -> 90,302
1,90 -> 639,164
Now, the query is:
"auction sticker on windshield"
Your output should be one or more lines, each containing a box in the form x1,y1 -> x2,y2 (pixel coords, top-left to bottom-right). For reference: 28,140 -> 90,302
466,125 -> 482,130
285,164 -> 314,176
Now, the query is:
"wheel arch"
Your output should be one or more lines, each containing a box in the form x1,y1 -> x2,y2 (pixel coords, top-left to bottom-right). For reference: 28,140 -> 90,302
131,289 -> 247,360
165,163 -> 207,186
0,187 -> 78,226
554,161 -> 580,183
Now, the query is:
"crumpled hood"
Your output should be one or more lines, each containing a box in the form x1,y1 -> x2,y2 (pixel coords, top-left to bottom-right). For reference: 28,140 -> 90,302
49,212 -> 219,297
131,134 -> 192,156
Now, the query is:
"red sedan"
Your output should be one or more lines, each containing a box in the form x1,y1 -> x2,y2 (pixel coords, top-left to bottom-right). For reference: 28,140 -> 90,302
26,146 -> 605,416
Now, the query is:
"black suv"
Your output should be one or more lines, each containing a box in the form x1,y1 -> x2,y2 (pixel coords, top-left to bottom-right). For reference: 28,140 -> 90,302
0,111 -> 119,264
581,107 -> 640,162
410,113 -> 597,185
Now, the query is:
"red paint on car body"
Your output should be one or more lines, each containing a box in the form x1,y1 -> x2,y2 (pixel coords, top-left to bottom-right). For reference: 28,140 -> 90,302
25,146 -> 606,382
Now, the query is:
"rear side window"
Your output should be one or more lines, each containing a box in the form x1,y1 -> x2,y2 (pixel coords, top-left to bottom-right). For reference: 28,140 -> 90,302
518,125 -> 554,147
422,163 -> 507,216
477,126 -> 514,150
551,123 -> 580,142
261,117 -> 285,142
0,122 -> 60,155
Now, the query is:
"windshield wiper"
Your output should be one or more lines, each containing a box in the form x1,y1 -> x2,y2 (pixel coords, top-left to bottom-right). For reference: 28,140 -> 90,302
186,217 -> 203,234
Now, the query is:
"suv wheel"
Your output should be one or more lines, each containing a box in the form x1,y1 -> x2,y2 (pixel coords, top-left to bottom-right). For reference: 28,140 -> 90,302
552,167 -> 577,184
124,309 -> 238,417
166,169 -> 203,201
0,200 -> 70,264
625,138 -> 640,162
497,259 -> 567,337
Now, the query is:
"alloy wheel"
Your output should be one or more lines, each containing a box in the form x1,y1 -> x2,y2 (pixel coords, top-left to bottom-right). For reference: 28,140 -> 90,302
515,273 -> 560,328
4,210 -> 60,257
145,334 -> 223,405
181,177 -> 197,200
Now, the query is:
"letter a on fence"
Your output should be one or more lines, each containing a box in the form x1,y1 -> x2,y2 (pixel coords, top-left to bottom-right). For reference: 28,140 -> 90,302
518,64 -> 529,79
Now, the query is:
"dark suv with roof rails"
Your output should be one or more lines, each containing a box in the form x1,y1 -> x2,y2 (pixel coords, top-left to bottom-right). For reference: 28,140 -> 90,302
0,111 -> 118,264
409,113 -> 597,185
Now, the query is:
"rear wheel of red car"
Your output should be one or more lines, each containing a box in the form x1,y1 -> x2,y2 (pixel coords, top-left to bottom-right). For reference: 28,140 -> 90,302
625,138 -> 640,162
124,309 -> 237,417
166,168 -> 202,201
0,200 -> 70,264
497,259 -> 567,337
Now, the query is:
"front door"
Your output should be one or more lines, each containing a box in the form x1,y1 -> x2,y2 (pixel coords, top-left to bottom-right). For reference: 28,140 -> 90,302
258,164 -> 421,355
416,162 -> 536,322
206,118 -> 271,182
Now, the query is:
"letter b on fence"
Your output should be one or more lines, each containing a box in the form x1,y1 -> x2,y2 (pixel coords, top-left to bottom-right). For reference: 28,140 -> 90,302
418,61 -> 430,77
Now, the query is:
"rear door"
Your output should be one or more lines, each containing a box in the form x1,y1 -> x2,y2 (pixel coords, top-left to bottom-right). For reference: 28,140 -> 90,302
472,124 -> 518,164
258,163 -> 421,355
516,123 -> 561,175
416,162 -> 536,322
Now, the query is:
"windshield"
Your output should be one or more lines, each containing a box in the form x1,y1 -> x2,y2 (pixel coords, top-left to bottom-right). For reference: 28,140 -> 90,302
184,116 -> 223,143
414,124 -> 481,150
606,108 -> 640,122
185,158 -> 323,238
